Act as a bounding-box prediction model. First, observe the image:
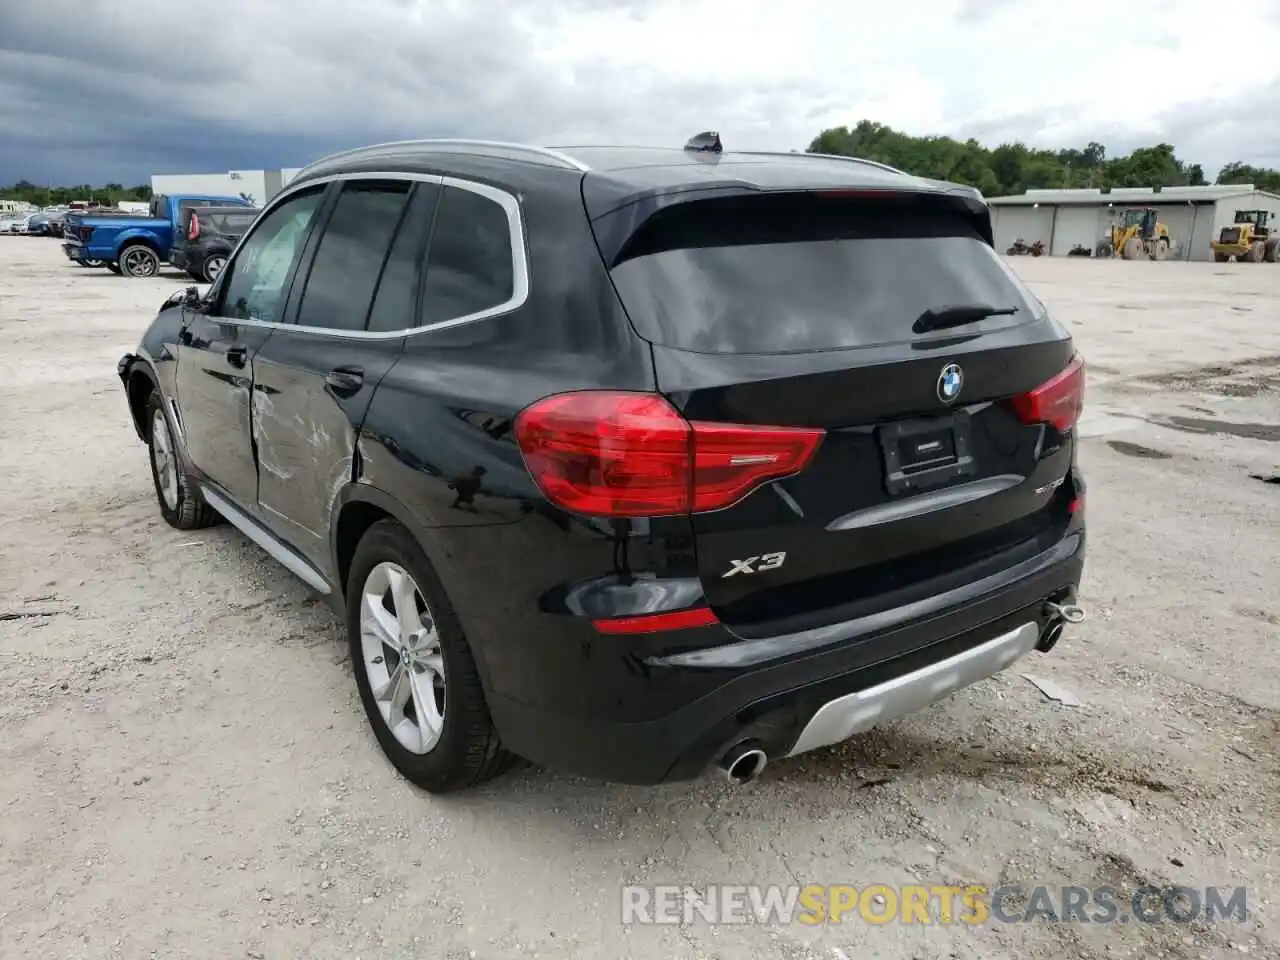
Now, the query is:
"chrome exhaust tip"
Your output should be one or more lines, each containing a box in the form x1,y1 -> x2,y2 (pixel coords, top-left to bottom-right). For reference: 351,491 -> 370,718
719,743 -> 768,784
1036,620 -> 1065,653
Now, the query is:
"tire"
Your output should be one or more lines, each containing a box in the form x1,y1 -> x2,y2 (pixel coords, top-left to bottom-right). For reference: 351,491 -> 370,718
1096,242 -> 1113,258
119,243 -> 161,278
1122,237 -> 1144,260
1245,241 -> 1264,263
1264,239 -> 1279,263
201,254 -> 227,283
146,391 -> 218,530
106,261 -> 122,275
346,519 -> 515,793
1152,239 -> 1169,261
1214,251 -> 1230,263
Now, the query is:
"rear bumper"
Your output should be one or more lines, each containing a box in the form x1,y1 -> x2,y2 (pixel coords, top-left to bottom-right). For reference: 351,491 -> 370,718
489,530 -> 1084,784
62,242 -> 93,261
170,250 -> 189,269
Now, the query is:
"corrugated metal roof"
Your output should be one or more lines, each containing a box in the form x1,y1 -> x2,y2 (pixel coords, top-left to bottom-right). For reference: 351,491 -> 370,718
988,185 -> 1272,206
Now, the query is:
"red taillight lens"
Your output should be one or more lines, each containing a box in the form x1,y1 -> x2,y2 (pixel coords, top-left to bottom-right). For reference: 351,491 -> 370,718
188,213 -> 200,241
513,391 -> 824,517
1011,354 -> 1085,433
592,607 -> 719,635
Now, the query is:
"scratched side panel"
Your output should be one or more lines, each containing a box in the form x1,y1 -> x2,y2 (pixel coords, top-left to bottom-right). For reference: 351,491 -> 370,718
249,330 -> 406,579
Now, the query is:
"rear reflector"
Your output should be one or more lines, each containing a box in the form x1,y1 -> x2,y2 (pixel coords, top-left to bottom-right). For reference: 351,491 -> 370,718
1069,495 -> 1084,514
592,606 -> 719,635
1011,354 -> 1085,433
514,391 -> 824,517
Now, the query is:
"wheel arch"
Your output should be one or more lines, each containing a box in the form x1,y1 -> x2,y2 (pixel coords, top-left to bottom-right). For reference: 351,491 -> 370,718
329,483 -> 499,695
124,359 -> 159,441
114,230 -> 163,255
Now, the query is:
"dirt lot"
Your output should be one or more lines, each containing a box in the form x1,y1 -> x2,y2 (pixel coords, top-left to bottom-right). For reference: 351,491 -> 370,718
1,240 -> 1277,960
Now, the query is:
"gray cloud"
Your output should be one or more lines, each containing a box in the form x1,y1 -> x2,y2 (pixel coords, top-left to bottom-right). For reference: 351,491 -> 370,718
0,0 -> 1277,185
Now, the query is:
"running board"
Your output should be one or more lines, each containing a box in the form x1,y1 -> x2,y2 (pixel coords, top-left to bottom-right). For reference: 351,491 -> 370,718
199,486 -> 331,595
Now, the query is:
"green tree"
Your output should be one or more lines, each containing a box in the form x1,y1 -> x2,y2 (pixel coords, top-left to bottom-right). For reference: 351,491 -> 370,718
806,122 -> 1280,198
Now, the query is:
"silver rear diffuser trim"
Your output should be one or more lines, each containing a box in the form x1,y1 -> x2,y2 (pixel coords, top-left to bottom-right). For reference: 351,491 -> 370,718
786,622 -> 1039,757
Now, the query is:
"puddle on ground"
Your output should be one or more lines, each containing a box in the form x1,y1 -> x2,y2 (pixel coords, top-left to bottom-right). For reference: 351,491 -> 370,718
1107,440 -> 1173,459
1249,474 -> 1280,485
1156,417 -> 1280,442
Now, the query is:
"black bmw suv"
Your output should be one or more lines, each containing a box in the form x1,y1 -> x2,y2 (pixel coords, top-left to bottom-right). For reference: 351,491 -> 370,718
117,136 -> 1086,793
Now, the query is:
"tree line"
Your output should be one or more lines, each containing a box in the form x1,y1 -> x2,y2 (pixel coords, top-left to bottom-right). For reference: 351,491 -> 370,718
807,121 -> 1280,196
0,182 -> 153,207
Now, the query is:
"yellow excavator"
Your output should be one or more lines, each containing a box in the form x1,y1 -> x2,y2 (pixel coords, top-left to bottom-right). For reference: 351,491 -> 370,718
1210,210 -> 1279,263
1095,208 -> 1173,260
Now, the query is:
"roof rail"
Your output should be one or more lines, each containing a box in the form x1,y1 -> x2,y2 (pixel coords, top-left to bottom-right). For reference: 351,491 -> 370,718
293,138 -> 590,180
739,150 -> 908,176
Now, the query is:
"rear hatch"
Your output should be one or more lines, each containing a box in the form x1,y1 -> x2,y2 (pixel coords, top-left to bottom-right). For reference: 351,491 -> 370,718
598,187 -> 1082,637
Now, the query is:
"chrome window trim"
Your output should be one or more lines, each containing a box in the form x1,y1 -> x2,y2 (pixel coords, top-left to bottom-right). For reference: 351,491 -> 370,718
212,171 -> 529,341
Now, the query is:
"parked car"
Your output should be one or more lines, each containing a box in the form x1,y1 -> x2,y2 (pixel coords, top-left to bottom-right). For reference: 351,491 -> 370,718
62,193 -> 255,277
171,205 -> 260,282
23,213 -> 52,236
117,136 -> 1087,793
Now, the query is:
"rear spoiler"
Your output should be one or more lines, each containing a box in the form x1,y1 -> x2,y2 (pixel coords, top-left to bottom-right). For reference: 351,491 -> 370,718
587,183 -> 994,267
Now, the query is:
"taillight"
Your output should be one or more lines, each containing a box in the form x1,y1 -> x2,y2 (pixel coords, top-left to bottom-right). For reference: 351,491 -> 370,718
513,391 -> 824,517
188,214 -> 200,241
1011,354 -> 1085,433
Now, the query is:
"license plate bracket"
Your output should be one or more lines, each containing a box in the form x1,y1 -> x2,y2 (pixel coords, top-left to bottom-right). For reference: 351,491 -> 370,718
878,412 -> 976,495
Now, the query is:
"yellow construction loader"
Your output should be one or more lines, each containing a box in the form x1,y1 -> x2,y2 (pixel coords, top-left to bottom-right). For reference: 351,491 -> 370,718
1210,210 -> 1279,263
1095,208 -> 1173,260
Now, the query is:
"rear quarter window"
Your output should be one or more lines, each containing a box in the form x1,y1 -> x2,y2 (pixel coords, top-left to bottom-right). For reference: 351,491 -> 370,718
608,193 -> 1041,355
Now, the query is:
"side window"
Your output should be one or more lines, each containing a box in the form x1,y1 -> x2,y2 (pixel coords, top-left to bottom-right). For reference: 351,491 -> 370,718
218,189 -> 324,323
295,182 -> 411,332
366,184 -> 440,333
420,184 -> 516,326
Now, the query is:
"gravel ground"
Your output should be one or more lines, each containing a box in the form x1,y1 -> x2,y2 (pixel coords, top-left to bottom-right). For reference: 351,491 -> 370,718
0,240 -> 1277,960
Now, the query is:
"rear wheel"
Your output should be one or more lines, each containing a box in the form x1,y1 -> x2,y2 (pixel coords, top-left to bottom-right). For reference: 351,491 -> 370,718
146,392 -> 218,530
1151,238 -> 1169,261
1245,241 -> 1265,263
119,244 -> 160,278
347,519 -> 514,793
1264,238 -> 1279,263
201,254 -> 227,283
1122,237 -> 1144,260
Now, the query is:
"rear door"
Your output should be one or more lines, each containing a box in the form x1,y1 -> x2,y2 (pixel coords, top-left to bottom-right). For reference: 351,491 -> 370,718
601,189 -> 1082,636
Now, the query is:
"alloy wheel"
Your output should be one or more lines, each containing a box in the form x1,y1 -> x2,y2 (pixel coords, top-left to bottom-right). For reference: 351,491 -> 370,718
151,408 -> 179,511
124,249 -> 156,277
359,562 -> 446,754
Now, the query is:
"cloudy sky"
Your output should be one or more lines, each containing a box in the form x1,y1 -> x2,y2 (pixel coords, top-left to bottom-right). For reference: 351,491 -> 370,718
2,0 -> 1278,186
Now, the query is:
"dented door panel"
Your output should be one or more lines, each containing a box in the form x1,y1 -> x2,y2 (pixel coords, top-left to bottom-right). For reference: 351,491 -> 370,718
250,330 -> 406,579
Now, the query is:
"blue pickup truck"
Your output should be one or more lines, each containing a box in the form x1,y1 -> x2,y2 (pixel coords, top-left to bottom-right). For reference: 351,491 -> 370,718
62,193 -> 256,278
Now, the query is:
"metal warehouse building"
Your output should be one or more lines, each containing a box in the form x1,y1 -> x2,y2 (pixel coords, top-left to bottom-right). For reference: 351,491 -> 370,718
149,169 -> 287,207
988,184 -> 1280,261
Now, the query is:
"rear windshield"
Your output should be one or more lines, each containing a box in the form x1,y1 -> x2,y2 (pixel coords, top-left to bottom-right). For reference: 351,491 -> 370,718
204,211 -> 257,235
608,194 -> 1041,355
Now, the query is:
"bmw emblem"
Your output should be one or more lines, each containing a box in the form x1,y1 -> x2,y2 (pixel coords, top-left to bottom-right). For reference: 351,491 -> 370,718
937,363 -> 964,403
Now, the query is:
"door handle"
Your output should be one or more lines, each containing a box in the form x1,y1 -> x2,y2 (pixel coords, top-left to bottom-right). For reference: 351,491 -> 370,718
325,366 -> 365,396
226,344 -> 248,368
